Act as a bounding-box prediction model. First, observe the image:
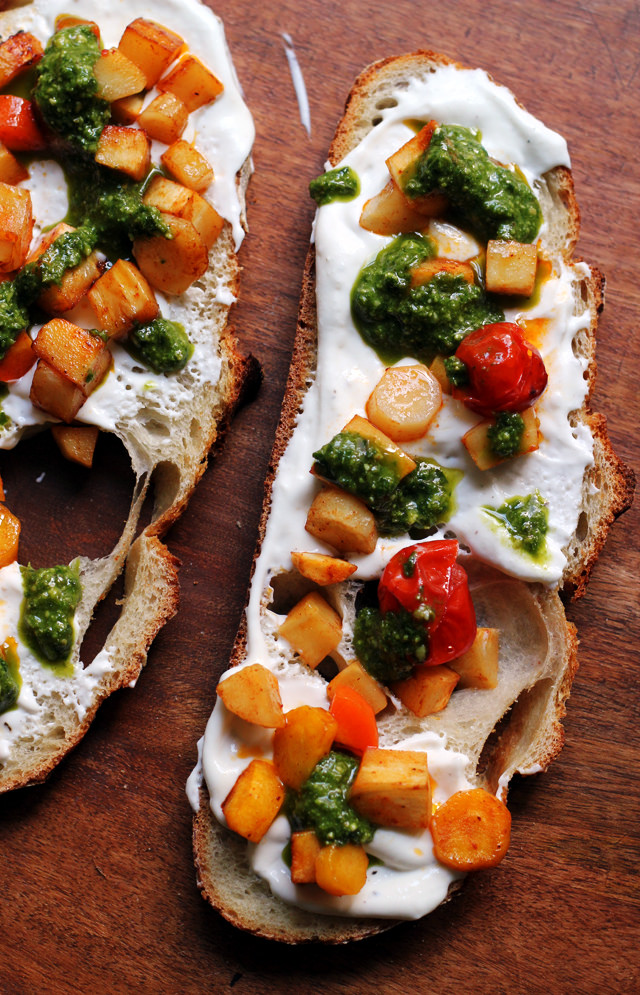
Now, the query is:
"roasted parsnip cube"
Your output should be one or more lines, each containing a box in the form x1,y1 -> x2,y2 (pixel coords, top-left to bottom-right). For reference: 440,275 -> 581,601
51,425 -> 99,468
425,218 -> 481,261
157,53 -> 223,112
161,140 -> 214,193
0,142 -> 28,185
29,223 -> 102,314
390,664 -> 460,717
290,550 -> 357,586
111,93 -> 144,126
359,178 -> 434,236
95,125 -> 151,182
216,663 -> 285,728
145,175 -> 224,249
0,32 -> 43,89
278,591 -> 342,669
290,831 -> 321,885
93,48 -> 146,102
118,18 -> 184,88
30,362 -> 85,423
133,214 -> 209,295
411,258 -> 475,287
142,174 -> 192,215
54,15 -> 100,38
315,844 -> 369,897
221,759 -> 284,843
87,258 -> 158,338
0,504 -> 20,568
449,627 -> 499,690
462,406 -> 540,471
0,182 -> 32,273
178,191 -> 224,250
342,414 -> 416,480
137,92 -> 188,145
305,486 -> 378,555
272,705 -> 338,790
327,661 -> 387,715
350,748 -> 432,829
33,319 -> 110,397
386,121 -> 447,214
485,239 -> 538,297
366,365 -> 442,442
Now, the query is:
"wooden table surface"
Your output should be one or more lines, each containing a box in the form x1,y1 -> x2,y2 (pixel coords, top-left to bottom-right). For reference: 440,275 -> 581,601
1,1 -> 638,992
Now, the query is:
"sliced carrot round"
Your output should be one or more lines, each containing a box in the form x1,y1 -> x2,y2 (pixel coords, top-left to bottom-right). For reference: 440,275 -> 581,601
329,685 -> 378,756
430,787 -> 511,871
0,504 -> 20,568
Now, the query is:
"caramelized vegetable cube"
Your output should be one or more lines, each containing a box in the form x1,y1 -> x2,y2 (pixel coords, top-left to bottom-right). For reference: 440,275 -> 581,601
290,550 -> 357,586
95,125 -> 151,182
177,191 -> 224,250
110,93 -> 144,126
359,178 -> 434,236
390,664 -> 460,717
144,176 -> 225,250
430,787 -> 511,870
221,759 -> 285,843
33,319 -> 110,397
272,705 -> 338,790
0,32 -> 43,89
133,214 -> 209,295
216,663 -> 285,728
118,18 -> 184,88
485,239 -> 538,297
278,591 -> 342,669
0,330 -> 34,382
161,140 -> 214,193
0,142 -> 28,185
29,223 -> 102,314
315,844 -> 368,896
0,182 -> 32,273
386,121 -> 447,213
462,406 -> 540,470
305,486 -> 378,555
425,218 -> 481,261
54,15 -> 100,38
290,831 -> 321,885
342,414 -> 416,480
449,627 -> 499,690
51,425 -> 99,468
0,503 -> 20,567
411,257 -> 475,287
327,661 -> 387,715
365,364 -> 442,442
30,362 -> 85,423
137,92 -> 188,144
428,355 -> 452,395
157,54 -> 223,112
0,96 -> 46,152
87,259 -> 158,339
141,174 -> 192,214
350,748 -> 432,829
93,48 -> 146,102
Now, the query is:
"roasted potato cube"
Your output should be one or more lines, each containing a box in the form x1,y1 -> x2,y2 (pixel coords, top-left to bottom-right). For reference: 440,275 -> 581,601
272,705 -> 338,790
177,191 -> 224,250
93,48 -> 146,102
386,121 -> 448,214
87,259 -> 158,339
30,362 -> 85,423
221,759 -> 284,843
54,15 -> 99,38
144,177 -> 224,250
390,664 -> 460,717
315,844 -> 368,896
350,748 -> 432,829
428,355 -> 452,395
359,178 -> 434,236
216,663 -> 285,728
0,32 -> 43,89
33,319 -> 110,397
29,223 -> 102,314
0,330 -> 35,382
449,627 -> 499,690
95,125 -> 151,182
366,365 -> 442,443
430,787 -> 511,870
278,591 -> 342,669
327,661 -> 387,715
142,174 -> 192,214
411,258 -> 475,288
305,486 -> 378,555
137,92 -> 188,145
0,503 -> 20,568
133,214 -> 209,295
342,414 -> 416,480
161,140 -> 214,193
290,830 -> 321,885
425,218 -> 481,261
0,182 -> 32,273
51,425 -> 99,468
485,239 -> 538,297
462,406 -> 540,470
0,142 -> 28,185
290,550 -> 357,586
118,18 -> 184,88
110,93 -> 144,126
157,54 -> 223,112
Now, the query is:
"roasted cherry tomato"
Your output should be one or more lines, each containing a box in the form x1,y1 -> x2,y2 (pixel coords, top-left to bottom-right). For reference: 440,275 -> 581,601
452,322 -> 547,417
0,96 -> 47,151
378,539 -> 476,666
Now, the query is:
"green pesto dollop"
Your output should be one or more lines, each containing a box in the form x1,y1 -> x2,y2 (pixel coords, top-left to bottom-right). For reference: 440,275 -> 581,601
351,233 -> 503,360
0,642 -> 20,714
19,563 -> 82,667
375,457 -> 457,536
287,751 -> 374,846
402,124 -> 542,243
128,318 -> 194,374
443,355 -> 469,388
38,224 -> 99,287
34,25 -> 109,154
487,410 -> 525,458
485,491 -> 549,556
313,429 -> 405,509
309,165 -> 360,206
353,606 -> 429,682
0,277 -> 33,358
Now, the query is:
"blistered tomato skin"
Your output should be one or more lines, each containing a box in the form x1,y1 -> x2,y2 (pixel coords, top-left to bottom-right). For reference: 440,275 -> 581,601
453,322 -> 548,417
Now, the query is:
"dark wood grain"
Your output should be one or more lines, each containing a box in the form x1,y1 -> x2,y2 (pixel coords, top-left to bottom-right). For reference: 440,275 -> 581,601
1,2 -> 638,992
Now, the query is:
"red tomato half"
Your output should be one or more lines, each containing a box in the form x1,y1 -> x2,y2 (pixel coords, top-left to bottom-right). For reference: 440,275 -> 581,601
0,96 -> 47,152
378,540 -> 476,666
453,322 -> 547,417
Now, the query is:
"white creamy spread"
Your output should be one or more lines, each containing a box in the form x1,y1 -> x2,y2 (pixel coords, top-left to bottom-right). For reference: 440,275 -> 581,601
199,65 -> 594,921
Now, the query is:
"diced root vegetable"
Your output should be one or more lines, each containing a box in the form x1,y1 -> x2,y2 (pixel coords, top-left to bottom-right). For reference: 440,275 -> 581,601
314,844 -> 369,896
87,258 -> 158,339
305,485 -> 378,555
327,660 -> 388,715
29,223 -> 102,312
428,355 -> 452,394
0,330 -> 34,382
342,414 -> 416,480
290,550 -> 357,586
449,627 -> 499,689
430,787 -> 511,870
54,15 -> 100,38
0,181 -> 32,273
216,663 -> 285,728
33,318 -> 110,397
410,258 -> 475,287
137,92 -> 188,144
0,142 -> 28,185
385,121 -> 446,214
95,125 -> 151,182
0,503 -> 20,567
366,364 -> 442,442
350,748 -> 432,830
30,362 -> 85,423
161,140 -> 214,193
142,176 -> 224,249
0,32 -> 43,89
485,239 -> 538,296
278,590 -> 342,669
51,425 -> 99,468
390,664 -> 460,717
425,218 -> 481,261
93,48 -> 146,102
359,178 -> 433,236
272,705 -> 338,790
290,831 -> 321,885
157,53 -> 223,111
221,759 -> 285,843
111,94 -> 144,126
0,96 -> 47,151
118,18 -> 185,89
462,406 -> 540,470
133,214 -> 209,295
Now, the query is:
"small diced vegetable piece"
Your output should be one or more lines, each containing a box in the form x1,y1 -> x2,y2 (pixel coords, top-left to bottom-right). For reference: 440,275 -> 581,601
0,142 -> 28,186
428,356 -> 452,394
290,830 -> 321,885
366,364 -> 442,442
137,92 -> 188,144
87,259 -> 158,339
51,425 -> 99,468
177,191 -> 224,250
29,223 -> 102,314
314,844 -> 368,896
425,218 -> 481,261
0,182 -> 32,273
0,32 -> 43,89
0,96 -> 46,151
449,627 -> 499,690
133,214 -> 209,295
93,48 -> 146,102
290,550 -> 357,586
216,663 -> 285,728
390,664 -> 460,717
278,590 -> 342,669
342,414 -> 416,480
485,239 -> 538,297
157,54 -> 223,112
329,686 -> 378,756
0,330 -> 34,382
33,319 -> 110,397
0,504 -> 20,568
142,174 -> 192,214
359,178 -> 434,236
144,176 -> 224,250
305,486 -> 378,555
350,748 -> 432,830
110,93 -> 144,126
54,15 -> 100,38
30,362 -> 85,423
161,140 -> 214,193
272,705 -> 338,790
430,787 -> 511,870
221,759 -> 285,843
118,18 -> 185,89
95,125 -> 151,181
462,406 -> 540,470
386,121 -> 447,214
327,661 -> 387,715
411,258 -> 475,287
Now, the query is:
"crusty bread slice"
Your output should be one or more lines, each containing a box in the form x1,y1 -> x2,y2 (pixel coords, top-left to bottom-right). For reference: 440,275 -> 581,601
192,51 -> 632,942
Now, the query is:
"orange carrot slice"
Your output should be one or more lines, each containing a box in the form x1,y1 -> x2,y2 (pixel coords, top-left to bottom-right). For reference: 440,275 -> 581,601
430,787 -> 511,870
329,685 -> 378,756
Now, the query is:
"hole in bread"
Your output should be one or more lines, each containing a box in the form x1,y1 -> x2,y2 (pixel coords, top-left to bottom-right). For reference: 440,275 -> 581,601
375,97 -> 398,110
371,116 -> 383,127
575,511 -> 588,541
78,571 -> 126,668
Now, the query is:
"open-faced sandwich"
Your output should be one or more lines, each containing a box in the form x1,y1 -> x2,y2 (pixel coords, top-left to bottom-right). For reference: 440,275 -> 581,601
190,51 -> 633,942
0,0 -> 255,791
